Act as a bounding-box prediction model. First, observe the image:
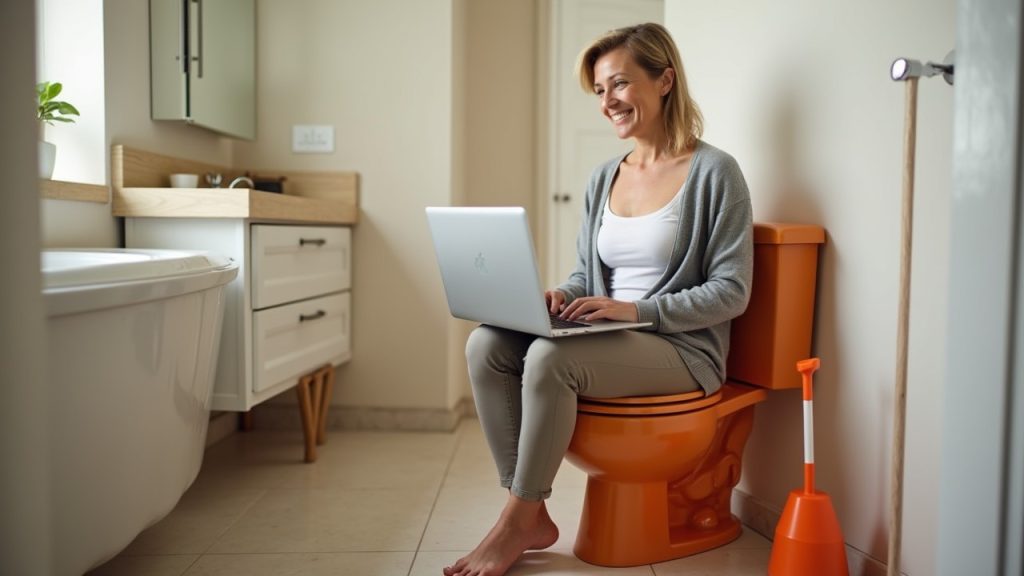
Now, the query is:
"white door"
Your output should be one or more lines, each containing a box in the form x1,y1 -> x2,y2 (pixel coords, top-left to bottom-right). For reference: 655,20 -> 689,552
547,0 -> 664,286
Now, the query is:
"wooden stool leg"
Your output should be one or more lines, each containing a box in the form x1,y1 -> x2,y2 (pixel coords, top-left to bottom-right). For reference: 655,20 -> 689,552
316,365 -> 335,445
311,371 -> 324,431
296,375 -> 317,463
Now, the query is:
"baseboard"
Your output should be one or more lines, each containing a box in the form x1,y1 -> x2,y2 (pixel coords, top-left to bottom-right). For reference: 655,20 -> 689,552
249,401 -> 473,432
459,396 -> 477,419
732,488 -> 896,576
205,411 -> 237,447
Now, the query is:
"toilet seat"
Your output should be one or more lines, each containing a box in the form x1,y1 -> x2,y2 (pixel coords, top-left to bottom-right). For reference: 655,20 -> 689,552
577,380 -> 766,417
577,389 -> 720,416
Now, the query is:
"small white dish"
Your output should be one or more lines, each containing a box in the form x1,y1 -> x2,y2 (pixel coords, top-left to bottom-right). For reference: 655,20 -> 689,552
169,173 -> 200,188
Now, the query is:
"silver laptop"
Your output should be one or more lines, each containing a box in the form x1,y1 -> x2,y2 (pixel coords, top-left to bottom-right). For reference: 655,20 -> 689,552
425,206 -> 651,337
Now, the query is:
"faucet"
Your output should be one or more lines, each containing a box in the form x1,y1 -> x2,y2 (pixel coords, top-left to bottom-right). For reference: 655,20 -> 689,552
228,176 -> 255,189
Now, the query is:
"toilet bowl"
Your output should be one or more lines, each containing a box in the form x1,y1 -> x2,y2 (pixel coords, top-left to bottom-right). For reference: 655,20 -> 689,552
565,222 -> 825,567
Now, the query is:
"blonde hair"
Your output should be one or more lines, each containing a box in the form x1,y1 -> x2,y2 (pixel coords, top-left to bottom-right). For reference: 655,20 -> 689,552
576,23 -> 703,154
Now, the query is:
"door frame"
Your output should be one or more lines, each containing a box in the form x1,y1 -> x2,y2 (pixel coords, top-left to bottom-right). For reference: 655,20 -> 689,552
937,0 -> 1023,573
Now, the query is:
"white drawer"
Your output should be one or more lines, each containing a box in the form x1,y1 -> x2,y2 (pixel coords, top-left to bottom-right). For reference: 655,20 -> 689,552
252,292 -> 351,393
251,225 -> 351,310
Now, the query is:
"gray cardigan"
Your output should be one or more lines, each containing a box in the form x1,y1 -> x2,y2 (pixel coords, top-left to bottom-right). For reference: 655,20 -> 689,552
555,140 -> 754,394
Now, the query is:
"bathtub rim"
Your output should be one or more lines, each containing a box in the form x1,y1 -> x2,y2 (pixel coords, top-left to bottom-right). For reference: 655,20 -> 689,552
42,248 -> 239,317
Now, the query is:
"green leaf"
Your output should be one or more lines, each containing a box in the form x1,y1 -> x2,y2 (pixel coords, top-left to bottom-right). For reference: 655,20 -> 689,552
45,82 -> 62,102
57,102 -> 80,116
35,81 -> 79,124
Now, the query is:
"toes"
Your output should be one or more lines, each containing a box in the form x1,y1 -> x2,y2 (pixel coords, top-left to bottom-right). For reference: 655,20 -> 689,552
443,557 -> 467,576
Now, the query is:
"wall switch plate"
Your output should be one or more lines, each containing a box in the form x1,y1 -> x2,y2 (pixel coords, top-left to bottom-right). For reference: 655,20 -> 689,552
292,124 -> 335,153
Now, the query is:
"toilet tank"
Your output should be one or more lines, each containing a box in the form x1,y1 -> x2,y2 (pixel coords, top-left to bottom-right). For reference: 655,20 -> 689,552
727,222 -> 825,390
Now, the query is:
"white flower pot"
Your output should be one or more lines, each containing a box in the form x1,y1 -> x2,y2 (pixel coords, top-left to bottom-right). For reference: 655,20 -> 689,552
39,140 -> 56,179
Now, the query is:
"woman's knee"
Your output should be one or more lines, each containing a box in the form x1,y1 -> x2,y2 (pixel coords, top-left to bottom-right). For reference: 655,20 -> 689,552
523,339 -> 580,393
466,325 -> 503,363
466,325 -> 526,376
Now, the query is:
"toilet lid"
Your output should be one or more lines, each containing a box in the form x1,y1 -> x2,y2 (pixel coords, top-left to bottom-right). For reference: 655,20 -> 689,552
577,389 -> 721,416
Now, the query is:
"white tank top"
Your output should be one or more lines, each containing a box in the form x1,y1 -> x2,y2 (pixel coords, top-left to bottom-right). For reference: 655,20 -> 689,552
597,189 -> 681,301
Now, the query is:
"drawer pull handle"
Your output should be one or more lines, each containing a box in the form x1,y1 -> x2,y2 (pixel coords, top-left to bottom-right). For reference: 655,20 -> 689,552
299,310 -> 327,323
299,238 -> 327,247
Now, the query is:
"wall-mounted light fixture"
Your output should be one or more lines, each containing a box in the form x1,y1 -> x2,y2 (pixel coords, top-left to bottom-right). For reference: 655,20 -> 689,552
890,50 -> 955,84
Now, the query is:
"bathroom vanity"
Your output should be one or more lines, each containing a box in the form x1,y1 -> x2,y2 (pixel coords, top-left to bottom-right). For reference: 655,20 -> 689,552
111,146 -> 358,412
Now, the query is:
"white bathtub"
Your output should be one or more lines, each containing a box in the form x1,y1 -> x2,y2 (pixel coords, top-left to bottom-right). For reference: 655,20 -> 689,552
42,249 -> 238,575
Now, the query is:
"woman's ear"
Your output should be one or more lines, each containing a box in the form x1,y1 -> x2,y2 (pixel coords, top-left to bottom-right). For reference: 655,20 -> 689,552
660,68 -> 675,96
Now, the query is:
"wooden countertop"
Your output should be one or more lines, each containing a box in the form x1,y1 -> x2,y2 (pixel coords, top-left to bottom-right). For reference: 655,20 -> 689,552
112,186 -> 358,225
110,145 -> 359,225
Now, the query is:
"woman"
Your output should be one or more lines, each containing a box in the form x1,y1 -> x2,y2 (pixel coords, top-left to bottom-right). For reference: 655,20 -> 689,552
444,23 -> 753,576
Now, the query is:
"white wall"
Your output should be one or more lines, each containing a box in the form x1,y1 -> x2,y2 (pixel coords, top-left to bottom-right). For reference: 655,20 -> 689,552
36,0 -> 117,248
666,2 -> 954,574
234,0 -> 459,410
232,0 -> 537,413
456,0 -> 539,404
464,1 -> 538,215
103,0 -> 233,167
35,0 -> 235,249
36,0 -> 105,185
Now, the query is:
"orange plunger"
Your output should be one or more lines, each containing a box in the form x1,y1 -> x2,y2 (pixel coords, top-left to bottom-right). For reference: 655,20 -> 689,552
768,358 -> 848,576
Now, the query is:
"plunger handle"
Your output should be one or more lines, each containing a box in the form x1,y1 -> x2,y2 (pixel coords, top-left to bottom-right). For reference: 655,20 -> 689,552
888,74 -> 918,576
797,358 -> 821,495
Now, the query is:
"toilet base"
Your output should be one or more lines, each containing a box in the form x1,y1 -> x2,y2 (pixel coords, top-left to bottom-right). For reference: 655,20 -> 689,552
573,476 -> 743,567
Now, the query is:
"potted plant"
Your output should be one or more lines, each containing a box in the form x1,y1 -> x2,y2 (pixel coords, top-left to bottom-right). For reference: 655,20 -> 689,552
36,81 -> 79,179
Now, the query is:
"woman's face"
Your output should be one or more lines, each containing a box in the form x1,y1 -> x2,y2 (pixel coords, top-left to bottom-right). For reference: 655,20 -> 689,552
592,47 -> 672,142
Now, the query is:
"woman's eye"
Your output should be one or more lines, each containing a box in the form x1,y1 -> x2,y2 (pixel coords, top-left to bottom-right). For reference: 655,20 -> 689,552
614,80 -> 627,89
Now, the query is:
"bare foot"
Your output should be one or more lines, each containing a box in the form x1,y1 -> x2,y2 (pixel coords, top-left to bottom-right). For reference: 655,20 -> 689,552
526,502 -> 558,550
443,496 -> 559,576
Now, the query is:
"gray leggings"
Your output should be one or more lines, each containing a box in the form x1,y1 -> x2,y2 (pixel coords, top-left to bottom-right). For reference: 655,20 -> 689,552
465,325 -> 700,501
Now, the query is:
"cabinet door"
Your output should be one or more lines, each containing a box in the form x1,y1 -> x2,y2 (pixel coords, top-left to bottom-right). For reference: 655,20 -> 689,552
150,0 -> 187,120
149,0 -> 255,140
190,0 -> 256,139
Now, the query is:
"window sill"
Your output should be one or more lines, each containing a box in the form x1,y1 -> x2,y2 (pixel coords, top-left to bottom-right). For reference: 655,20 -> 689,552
40,179 -> 109,204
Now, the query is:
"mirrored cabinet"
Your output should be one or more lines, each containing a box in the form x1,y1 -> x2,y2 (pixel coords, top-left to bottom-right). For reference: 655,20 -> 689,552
150,0 -> 256,140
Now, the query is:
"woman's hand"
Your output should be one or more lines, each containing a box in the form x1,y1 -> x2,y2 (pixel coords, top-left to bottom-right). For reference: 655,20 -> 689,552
545,290 -> 567,314
560,296 -> 638,323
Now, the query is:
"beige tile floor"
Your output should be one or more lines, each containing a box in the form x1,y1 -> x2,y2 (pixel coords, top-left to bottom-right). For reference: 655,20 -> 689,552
89,419 -> 772,576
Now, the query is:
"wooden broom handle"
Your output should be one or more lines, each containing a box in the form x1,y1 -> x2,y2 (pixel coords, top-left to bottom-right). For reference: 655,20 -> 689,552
888,76 -> 917,576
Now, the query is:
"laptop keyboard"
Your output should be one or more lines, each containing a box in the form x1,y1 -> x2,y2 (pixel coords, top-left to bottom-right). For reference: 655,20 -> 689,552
549,314 -> 589,329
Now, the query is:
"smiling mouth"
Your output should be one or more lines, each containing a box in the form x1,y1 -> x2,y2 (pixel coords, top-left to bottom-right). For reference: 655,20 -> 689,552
610,110 -> 633,123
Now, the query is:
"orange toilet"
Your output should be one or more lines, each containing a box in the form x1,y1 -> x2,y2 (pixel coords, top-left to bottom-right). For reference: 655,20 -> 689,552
565,222 -> 825,567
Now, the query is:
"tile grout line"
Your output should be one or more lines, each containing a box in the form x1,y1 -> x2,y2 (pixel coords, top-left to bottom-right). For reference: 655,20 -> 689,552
186,429 -> 322,563
193,487 -> 271,560
177,553 -> 203,576
406,418 -> 470,576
